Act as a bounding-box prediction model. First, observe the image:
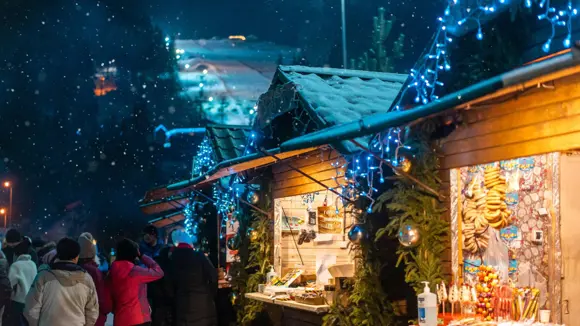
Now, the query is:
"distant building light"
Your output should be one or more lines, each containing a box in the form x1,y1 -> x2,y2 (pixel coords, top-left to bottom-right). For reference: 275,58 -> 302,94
203,69 -> 208,74
176,55 -> 181,59
228,35 -> 246,41
185,64 -> 190,69
249,109 -> 255,114
209,97 -> 214,102
165,37 -> 170,42
199,83 -> 204,88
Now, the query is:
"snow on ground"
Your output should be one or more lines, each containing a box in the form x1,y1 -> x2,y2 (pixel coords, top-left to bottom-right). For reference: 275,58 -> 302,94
175,39 -> 296,125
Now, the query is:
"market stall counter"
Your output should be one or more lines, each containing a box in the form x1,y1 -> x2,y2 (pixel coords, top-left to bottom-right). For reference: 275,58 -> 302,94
245,292 -> 328,326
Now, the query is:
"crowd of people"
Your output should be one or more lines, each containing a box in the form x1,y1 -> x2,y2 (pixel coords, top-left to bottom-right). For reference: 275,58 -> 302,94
0,225 -> 218,326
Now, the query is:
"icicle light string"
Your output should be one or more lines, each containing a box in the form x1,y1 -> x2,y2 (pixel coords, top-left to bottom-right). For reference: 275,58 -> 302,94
338,0 -> 579,206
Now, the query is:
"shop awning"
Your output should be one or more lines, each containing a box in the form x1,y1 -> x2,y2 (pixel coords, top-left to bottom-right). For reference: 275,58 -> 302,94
167,146 -> 318,191
140,194 -> 189,215
280,47 -> 580,152
148,211 -> 185,228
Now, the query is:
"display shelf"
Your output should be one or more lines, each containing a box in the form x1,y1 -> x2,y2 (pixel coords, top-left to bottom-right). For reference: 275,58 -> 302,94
245,292 -> 330,314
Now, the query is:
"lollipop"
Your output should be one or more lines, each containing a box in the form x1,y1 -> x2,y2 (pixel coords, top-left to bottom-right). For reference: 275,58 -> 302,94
437,281 -> 448,314
449,283 -> 460,315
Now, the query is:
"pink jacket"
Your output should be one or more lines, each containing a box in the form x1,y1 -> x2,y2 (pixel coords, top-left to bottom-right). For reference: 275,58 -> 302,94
106,255 -> 163,326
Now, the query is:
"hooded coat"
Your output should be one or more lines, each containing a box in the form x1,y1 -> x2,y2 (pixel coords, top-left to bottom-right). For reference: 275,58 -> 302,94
9,255 -> 37,303
107,254 -> 163,326
23,261 -> 99,326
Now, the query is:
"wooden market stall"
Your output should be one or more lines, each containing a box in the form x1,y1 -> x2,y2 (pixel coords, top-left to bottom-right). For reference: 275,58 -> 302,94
160,65 -> 407,325
277,43 -> 580,325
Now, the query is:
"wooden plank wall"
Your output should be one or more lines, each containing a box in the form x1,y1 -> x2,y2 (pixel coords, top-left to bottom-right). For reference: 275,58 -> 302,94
274,191 -> 354,276
440,71 -> 580,170
272,149 -> 347,198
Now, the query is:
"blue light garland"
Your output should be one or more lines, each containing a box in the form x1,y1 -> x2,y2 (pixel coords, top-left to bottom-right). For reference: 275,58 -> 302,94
192,136 -> 216,177
183,201 -> 202,250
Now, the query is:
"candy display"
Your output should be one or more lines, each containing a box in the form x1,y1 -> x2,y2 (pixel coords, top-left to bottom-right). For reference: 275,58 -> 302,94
513,288 -> 540,321
475,265 -> 499,321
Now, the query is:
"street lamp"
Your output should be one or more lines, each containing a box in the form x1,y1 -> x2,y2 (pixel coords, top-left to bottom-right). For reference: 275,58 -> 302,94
0,208 -> 5,229
3,182 -> 12,228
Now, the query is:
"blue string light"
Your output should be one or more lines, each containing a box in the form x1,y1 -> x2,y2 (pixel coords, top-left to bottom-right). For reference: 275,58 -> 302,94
192,137 -> 216,177
183,201 -> 205,250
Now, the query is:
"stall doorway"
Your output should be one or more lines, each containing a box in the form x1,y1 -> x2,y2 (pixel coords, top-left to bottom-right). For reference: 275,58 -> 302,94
560,154 -> 580,325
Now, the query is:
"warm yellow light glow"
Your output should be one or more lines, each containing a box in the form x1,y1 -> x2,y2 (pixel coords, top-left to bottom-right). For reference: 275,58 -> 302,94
228,35 -> 246,41
92,239 -> 97,245
0,209 -> 5,215
3,182 -> 10,188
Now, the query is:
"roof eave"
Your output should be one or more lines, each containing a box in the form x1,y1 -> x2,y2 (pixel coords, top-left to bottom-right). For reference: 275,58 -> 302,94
280,47 -> 580,152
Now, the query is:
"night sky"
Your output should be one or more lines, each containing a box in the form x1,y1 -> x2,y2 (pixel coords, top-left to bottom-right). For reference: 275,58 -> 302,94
0,0 -> 444,246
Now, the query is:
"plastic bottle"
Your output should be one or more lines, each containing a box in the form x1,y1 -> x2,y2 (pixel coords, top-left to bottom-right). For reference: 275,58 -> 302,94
418,281 -> 437,326
266,266 -> 277,284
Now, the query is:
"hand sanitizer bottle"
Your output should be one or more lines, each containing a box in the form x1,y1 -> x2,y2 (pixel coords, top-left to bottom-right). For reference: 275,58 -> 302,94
266,266 -> 277,284
418,281 -> 437,326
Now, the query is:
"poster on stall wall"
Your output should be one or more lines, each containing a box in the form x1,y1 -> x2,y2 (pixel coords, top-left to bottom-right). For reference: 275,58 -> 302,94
226,216 -> 239,263
317,206 -> 343,234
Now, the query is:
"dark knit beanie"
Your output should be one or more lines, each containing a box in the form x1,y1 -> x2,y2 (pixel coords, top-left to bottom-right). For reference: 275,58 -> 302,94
56,237 -> 81,261
5,229 -> 22,244
116,238 -> 139,262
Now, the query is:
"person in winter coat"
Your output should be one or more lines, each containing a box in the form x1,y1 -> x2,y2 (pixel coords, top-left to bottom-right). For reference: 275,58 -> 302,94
0,251 -> 13,323
168,230 -> 217,326
24,237 -> 99,326
78,232 -> 107,326
108,238 -> 163,326
3,230 -> 38,266
4,241 -> 37,326
32,239 -> 56,267
139,225 -> 164,259
149,246 -> 173,326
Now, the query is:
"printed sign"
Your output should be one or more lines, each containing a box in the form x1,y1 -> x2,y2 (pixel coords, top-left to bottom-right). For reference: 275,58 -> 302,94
500,159 -> 519,171
464,258 -> 482,276
317,206 -> 343,234
468,165 -> 480,174
519,157 -> 535,171
281,216 -> 305,231
308,211 -> 317,225
505,192 -> 519,207
509,259 -> 518,275
500,225 -> 519,242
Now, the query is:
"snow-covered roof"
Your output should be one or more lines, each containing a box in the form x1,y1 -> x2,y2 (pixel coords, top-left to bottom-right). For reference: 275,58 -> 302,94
277,66 -> 407,127
260,65 -> 407,153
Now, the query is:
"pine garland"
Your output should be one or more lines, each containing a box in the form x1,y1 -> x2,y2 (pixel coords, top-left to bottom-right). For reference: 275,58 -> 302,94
229,187 -> 273,325
239,210 -> 272,325
374,123 -> 448,293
